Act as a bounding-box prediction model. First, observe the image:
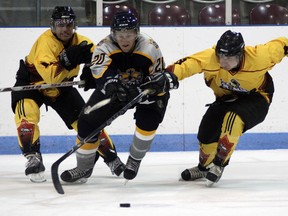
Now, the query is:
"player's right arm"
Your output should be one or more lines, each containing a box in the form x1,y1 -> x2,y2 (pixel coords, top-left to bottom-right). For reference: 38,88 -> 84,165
90,37 -> 119,84
26,30 -> 92,84
166,48 -> 219,81
25,33 -> 66,84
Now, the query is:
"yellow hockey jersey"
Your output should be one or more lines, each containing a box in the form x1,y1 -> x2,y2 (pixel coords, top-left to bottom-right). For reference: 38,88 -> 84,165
25,29 -> 94,97
167,37 -> 288,103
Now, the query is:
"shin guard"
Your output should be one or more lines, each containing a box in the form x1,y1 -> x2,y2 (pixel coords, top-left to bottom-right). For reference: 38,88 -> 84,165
97,130 -> 118,162
129,126 -> 156,160
76,136 -> 100,170
199,142 -> 218,167
214,111 -> 244,166
17,119 -> 40,155
15,99 -> 41,155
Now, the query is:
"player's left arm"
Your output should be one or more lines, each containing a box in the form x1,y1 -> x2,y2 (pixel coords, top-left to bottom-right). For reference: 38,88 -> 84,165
265,37 -> 288,63
140,39 -> 179,95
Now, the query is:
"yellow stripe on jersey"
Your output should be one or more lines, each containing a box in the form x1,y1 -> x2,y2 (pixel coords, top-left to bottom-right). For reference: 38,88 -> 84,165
135,126 -> 156,141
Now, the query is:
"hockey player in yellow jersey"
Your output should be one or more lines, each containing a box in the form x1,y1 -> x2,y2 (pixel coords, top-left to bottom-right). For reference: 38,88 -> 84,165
11,6 -> 124,183
61,11 -> 179,181
166,30 -> 288,186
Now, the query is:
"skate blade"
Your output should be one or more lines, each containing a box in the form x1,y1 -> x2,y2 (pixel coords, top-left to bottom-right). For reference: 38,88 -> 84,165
205,179 -> 215,187
28,172 -> 46,183
124,179 -> 129,185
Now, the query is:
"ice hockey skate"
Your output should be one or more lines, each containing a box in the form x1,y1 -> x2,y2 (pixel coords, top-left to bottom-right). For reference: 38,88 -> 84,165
205,163 -> 225,187
60,167 -> 93,184
105,156 -> 125,176
25,153 -> 46,183
181,165 -> 208,181
123,156 -> 141,180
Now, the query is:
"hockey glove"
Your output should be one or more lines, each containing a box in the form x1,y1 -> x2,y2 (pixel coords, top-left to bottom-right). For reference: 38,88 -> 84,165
126,86 -> 142,101
284,46 -> 288,56
79,66 -> 96,91
59,41 -> 93,71
141,71 -> 179,96
15,59 -> 30,82
103,78 -> 128,102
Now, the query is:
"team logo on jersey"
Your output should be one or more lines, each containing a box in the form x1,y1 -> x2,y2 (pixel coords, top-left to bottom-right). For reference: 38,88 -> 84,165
119,68 -> 142,86
219,79 -> 250,94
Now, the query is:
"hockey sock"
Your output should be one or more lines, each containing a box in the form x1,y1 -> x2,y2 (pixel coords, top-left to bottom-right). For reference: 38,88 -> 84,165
129,126 -> 156,160
199,142 -> 218,167
214,111 -> 244,166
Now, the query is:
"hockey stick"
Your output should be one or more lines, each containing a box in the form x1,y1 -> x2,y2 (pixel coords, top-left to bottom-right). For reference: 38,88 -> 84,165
84,98 -> 111,114
51,89 -> 151,194
0,80 -> 85,93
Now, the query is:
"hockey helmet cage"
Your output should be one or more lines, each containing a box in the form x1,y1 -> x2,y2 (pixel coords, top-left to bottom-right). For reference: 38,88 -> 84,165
111,11 -> 139,34
50,6 -> 77,30
216,30 -> 245,57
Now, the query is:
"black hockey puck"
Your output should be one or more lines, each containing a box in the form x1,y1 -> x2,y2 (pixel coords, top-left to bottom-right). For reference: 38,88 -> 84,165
120,203 -> 131,207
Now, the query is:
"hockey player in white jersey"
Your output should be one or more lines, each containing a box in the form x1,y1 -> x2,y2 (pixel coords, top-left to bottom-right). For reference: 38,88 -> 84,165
61,11 -> 179,182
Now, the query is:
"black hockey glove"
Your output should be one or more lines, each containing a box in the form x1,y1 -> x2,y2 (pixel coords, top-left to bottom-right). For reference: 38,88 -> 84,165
126,86 -> 142,101
141,71 -> 179,96
79,66 -> 96,91
59,41 -> 93,71
15,59 -> 30,82
284,46 -> 288,56
103,78 -> 128,102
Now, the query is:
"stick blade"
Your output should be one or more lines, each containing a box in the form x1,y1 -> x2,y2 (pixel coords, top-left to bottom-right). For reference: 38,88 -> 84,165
84,98 -> 111,114
51,162 -> 65,194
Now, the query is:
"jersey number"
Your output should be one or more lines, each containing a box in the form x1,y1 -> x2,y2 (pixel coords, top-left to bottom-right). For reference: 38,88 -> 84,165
92,53 -> 105,65
155,57 -> 165,72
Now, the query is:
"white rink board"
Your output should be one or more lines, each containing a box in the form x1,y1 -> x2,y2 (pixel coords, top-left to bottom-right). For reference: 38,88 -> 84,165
0,26 -> 288,136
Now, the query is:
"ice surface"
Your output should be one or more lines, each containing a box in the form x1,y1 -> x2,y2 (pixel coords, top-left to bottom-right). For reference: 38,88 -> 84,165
1,150 -> 288,216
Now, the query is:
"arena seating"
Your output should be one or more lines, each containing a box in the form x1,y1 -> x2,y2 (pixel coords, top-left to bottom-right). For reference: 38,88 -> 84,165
249,3 -> 288,24
148,4 -> 191,26
103,3 -> 139,26
198,3 -> 241,25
